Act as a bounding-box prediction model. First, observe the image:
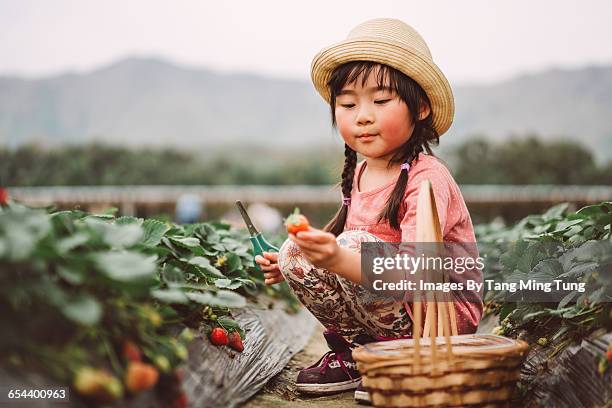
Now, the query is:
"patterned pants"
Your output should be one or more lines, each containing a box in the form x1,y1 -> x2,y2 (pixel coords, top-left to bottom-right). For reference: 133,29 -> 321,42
277,230 -> 412,343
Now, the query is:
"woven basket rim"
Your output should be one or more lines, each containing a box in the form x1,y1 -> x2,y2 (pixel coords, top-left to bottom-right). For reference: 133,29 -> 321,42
353,334 -> 529,362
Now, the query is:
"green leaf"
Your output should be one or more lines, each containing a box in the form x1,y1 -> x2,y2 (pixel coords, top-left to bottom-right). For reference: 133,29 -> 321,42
226,253 -> 242,273
141,219 -> 170,247
551,219 -> 583,234
530,259 -> 561,282
103,207 -> 119,216
57,233 -> 90,254
0,237 -> 7,257
185,290 -> 246,308
522,310 -> 549,321
209,221 -> 231,231
84,214 -> 115,220
576,204 -> 607,218
172,282 -> 215,291
57,266 -> 84,285
217,317 -> 240,331
62,296 -> 102,325
184,291 -> 215,305
213,290 -> 247,308
211,243 -> 226,252
93,251 -> 157,282
198,224 -> 221,243
234,277 -> 257,289
214,278 -> 242,290
588,287 -> 606,305
542,203 -> 568,221
558,291 -> 577,309
188,257 -> 224,277
84,218 -> 143,248
115,216 -> 143,225
160,263 -> 185,283
0,209 -> 51,260
499,303 -> 516,321
151,289 -> 189,304
169,236 -> 201,248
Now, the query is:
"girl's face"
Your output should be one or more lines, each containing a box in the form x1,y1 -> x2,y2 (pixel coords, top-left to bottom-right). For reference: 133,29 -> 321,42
334,69 -> 414,162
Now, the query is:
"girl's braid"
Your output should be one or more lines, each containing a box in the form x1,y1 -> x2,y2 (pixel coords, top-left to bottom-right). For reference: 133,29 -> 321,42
341,144 -> 358,200
324,144 -> 357,236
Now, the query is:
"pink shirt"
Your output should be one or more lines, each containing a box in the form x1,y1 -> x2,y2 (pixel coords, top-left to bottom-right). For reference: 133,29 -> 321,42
344,153 -> 482,334
344,153 -> 476,244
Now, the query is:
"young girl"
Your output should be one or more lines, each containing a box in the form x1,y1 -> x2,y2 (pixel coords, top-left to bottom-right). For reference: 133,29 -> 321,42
255,18 -> 483,402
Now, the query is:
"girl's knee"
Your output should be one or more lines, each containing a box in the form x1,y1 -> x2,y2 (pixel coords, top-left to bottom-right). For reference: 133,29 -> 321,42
277,238 -> 309,282
336,230 -> 381,252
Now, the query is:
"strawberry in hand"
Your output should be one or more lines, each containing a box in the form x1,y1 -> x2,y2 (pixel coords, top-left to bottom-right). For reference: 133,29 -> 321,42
285,208 -> 310,234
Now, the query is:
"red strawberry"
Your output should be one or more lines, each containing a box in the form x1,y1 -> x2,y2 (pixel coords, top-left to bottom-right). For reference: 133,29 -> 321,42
209,327 -> 229,346
285,208 -> 310,235
122,340 -> 142,362
228,331 -> 244,352
0,188 -> 7,206
607,348 -> 612,361
124,361 -> 159,393
172,392 -> 188,408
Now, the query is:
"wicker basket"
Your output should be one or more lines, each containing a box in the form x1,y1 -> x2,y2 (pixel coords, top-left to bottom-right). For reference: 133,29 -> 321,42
352,180 -> 529,407
353,334 -> 529,407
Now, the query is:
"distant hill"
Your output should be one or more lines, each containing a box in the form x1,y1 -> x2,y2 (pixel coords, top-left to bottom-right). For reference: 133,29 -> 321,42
1,57 -> 611,159
452,66 -> 612,160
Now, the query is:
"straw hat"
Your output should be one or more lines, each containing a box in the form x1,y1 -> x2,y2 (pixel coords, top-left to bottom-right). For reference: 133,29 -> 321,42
311,18 -> 454,136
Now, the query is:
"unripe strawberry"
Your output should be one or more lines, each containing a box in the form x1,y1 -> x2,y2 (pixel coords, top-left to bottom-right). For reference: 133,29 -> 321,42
209,327 -> 229,346
74,367 -> 101,396
228,331 -> 244,352
122,340 -> 142,362
124,361 -> 159,393
175,343 -> 189,361
598,358 -> 608,376
179,328 -> 194,342
103,377 -> 124,401
145,307 -> 163,327
73,367 -> 123,401
153,355 -> 171,373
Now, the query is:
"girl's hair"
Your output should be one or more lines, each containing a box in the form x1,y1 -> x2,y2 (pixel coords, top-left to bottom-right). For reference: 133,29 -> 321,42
324,61 -> 440,236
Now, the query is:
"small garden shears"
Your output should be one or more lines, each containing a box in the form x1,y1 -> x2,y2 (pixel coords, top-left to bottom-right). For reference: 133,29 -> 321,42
235,201 -> 279,270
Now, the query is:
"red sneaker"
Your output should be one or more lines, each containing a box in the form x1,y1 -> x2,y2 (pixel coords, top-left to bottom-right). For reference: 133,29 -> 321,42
295,330 -> 361,395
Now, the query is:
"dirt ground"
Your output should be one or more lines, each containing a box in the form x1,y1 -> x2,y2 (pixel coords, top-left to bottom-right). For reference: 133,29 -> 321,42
244,323 -> 360,408
244,311 -> 500,408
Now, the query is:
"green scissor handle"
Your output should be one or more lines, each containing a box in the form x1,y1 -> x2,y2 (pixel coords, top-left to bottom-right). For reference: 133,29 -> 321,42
250,233 -> 279,271
236,201 -> 280,271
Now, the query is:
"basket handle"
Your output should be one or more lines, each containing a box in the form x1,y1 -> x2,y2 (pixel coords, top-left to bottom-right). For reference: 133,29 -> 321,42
412,180 -> 458,368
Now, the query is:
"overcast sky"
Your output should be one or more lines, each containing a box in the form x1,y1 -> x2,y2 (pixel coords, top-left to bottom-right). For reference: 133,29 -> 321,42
2,0 -> 611,85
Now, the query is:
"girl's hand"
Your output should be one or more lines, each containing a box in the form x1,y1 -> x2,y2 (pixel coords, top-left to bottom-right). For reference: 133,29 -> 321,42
289,227 -> 341,271
254,251 -> 284,285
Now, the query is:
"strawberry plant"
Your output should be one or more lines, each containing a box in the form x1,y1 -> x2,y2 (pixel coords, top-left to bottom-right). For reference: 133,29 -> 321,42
476,202 -> 612,351
0,201 -> 298,404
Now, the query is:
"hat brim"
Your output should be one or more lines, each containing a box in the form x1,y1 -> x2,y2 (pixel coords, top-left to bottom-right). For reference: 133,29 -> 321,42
311,37 -> 454,136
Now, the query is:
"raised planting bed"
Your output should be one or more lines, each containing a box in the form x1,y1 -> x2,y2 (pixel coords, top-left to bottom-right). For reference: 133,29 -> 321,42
0,202 -> 314,407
